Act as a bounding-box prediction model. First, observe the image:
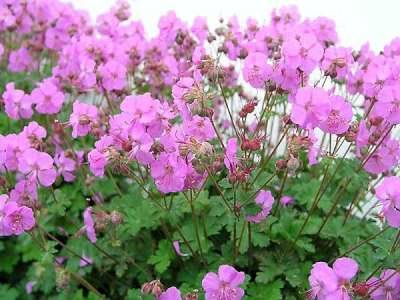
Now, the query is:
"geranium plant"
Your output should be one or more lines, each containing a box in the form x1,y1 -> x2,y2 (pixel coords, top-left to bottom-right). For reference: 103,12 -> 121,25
0,1 -> 399,299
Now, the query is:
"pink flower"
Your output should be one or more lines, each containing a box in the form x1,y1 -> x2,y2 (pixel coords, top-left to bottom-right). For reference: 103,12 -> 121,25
308,257 -> 358,300
364,139 -> 400,175
22,121 -> 47,147
83,207 -> 96,243
55,151 -> 77,182
9,179 -> 38,208
173,240 -> 189,257
150,153 -> 188,193
184,116 -> 215,142
224,138 -> 238,173
282,33 -> 324,73
3,134 -> 30,171
308,262 -> 338,299
88,150 -> 108,177
159,287 -> 182,300
243,52 -> 272,88
247,190 -> 274,223
319,95 -> 353,134
88,136 -> 114,177
321,47 -> 354,80
18,149 -> 57,187
376,85 -> 400,124
32,80 -> 64,114
120,93 -> 160,125
69,101 -> 98,138
280,195 -> 294,206
25,281 -> 36,294
375,176 -> 400,228
1,200 -> 35,236
311,17 -> 338,45
79,254 -> 93,267
290,87 -> 331,129
8,47 -> 37,73
367,269 -> 400,300
202,265 -> 245,300
2,82 -> 33,120
98,60 -> 127,91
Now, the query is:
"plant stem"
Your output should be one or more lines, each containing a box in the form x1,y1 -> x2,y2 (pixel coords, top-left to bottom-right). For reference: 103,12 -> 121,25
334,226 -> 389,261
316,177 -> 352,235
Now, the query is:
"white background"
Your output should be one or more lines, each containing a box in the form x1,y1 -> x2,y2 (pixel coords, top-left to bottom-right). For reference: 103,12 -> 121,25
69,0 -> 400,52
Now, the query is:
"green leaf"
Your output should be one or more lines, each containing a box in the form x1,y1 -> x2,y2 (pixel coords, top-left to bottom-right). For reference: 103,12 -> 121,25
148,240 -> 174,274
0,285 -> 19,300
247,280 -> 284,300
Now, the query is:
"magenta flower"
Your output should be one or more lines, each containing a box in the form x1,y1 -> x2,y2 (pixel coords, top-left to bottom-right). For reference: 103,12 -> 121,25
184,116 -> 215,142
308,262 -> 338,299
69,101 -> 98,138
247,190 -> 275,223
159,287 -> 182,300
1,201 -> 35,236
224,138 -> 239,173
311,17 -> 338,45
282,32 -> 324,73
280,195 -> 294,206
83,207 -> 97,243
367,269 -> 400,300
98,60 -> 127,91
202,265 -> 245,300
25,281 -> 36,294
79,254 -> 93,268
18,149 -> 57,187
321,46 -> 354,80
308,257 -> 358,299
22,121 -> 47,147
375,176 -> 400,228
31,80 -> 64,114
88,135 -> 114,177
9,179 -> 38,208
120,93 -> 160,125
88,150 -> 108,178
290,87 -> 331,129
364,139 -> 400,175
319,95 -> 353,134
3,134 -> 30,171
150,153 -> 188,194
243,52 -> 272,88
8,47 -> 37,73
173,240 -> 189,257
2,82 -> 33,120
55,151 -> 77,182
376,85 -> 400,124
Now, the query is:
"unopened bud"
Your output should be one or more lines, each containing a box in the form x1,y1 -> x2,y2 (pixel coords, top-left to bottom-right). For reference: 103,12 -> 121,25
287,157 -> 300,172
369,116 -> 383,126
110,211 -> 123,225
141,280 -> 164,297
275,159 -> 287,170
55,267 -> 70,291
184,290 -> 199,300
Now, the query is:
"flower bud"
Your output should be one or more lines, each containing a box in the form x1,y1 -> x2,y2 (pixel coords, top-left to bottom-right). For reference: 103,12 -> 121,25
184,290 -> 199,300
353,282 -> 369,297
275,159 -> 287,170
110,210 -> 123,225
141,280 -> 164,297
369,116 -> 383,126
55,267 -> 70,291
345,130 -> 357,142
287,157 -> 300,172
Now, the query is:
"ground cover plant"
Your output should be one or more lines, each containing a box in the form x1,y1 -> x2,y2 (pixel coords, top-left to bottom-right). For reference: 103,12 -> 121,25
0,1 -> 399,299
